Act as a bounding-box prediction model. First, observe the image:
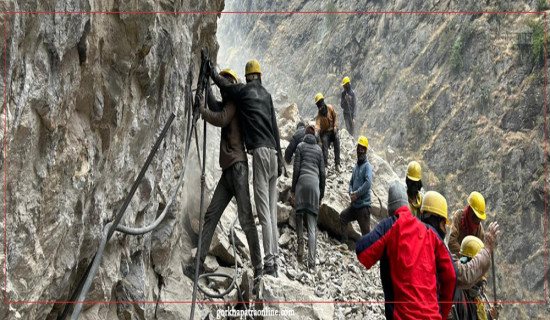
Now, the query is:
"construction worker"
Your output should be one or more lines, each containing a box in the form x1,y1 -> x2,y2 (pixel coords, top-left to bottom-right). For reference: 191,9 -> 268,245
356,186 -> 456,320
339,136 -> 372,248
448,191 -> 486,256
183,69 -> 262,289
315,93 -> 341,171
453,221 -> 499,289
451,236 -> 500,320
284,121 -> 306,164
340,76 -> 357,136
406,161 -> 423,217
210,60 -> 283,277
290,125 -> 326,271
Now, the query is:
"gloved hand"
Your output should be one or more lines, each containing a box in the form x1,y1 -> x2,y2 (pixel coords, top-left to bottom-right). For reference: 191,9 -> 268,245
350,192 -> 358,202
208,60 -> 215,77
485,221 -> 500,253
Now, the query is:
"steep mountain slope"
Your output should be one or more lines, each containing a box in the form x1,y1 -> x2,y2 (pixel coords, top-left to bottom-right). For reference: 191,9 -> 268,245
1,1 -> 224,319
217,0 -> 548,319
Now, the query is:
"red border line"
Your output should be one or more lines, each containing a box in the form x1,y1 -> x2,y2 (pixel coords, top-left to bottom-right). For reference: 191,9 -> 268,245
3,10 -> 548,306
4,11 -> 548,14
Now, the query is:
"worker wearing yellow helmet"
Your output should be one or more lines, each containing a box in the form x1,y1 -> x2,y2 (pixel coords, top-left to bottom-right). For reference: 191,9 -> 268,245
340,136 -> 372,247
314,92 -> 341,172
448,191 -> 487,256
405,161 -> 423,218
453,234 -> 501,320
340,76 -> 357,136
210,59 -> 284,278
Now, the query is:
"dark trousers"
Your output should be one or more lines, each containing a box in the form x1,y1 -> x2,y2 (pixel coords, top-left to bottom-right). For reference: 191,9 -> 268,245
199,161 -> 262,272
296,210 -> 318,267
343,113 -> 354,136
339,206 -> 371,244
321,131 -> 340,167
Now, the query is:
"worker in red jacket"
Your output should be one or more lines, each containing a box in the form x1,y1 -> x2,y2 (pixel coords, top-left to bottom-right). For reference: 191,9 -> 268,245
356,187 -> 456,320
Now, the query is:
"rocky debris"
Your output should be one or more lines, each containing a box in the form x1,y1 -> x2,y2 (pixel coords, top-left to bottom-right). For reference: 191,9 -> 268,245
219,1 -> 546,318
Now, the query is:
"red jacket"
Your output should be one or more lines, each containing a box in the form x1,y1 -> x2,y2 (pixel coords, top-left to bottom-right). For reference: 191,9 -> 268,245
356,205 -> 456,320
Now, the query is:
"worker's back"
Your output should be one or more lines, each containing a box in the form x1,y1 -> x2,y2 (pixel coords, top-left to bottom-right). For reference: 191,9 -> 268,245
356,205 -> 456,320
236,80 -> 277,151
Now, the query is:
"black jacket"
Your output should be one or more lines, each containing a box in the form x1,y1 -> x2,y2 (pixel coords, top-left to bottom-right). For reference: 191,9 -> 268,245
284,125 -> 306,164
340,86 -> 357,117
211,73 -> 283,174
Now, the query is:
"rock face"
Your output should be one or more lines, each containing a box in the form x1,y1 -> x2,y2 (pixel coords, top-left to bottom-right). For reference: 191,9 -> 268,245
218,1 -> 548,318
1,1 -> 224,319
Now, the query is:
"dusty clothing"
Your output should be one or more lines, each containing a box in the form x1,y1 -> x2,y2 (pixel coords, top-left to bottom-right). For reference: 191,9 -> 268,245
296,210 -> 318,267
453,249 -> 491,289
253,147 -> 279,268
340,86 -> 357,116
340,206 -> 371,244
448,208 -> 485,256
198,162 -> 262,271
284,125 -> 306,164
292,134 -> 326,215
211,73 -> 283,173
408,192 -> 423,218
356,205 -> 457,320
315,104 -> 338,134
321,131 -> 340,167
201,97 -> 247,170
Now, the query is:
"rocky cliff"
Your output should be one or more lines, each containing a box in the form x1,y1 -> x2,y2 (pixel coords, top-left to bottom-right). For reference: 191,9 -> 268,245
1,1 -> 225,319
217,0 -> 549,319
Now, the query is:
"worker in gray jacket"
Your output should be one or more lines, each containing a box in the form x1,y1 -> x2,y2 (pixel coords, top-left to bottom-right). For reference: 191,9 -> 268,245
291,125 -> 325,270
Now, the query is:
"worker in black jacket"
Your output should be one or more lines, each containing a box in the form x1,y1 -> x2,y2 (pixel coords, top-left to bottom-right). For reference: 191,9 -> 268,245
210,59 -> 283,277
284,122 -> 306,164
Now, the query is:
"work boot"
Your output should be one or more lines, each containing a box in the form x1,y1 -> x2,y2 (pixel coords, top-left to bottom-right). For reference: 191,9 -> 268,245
263,264 -> 277,277
182,261 -> 204,281
335,163 -> 340,172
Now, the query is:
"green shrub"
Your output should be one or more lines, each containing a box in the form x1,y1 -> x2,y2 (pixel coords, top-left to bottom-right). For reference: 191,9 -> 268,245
450,36 -> 464,72
537,0 -> 549,11
526,19 -> 545,66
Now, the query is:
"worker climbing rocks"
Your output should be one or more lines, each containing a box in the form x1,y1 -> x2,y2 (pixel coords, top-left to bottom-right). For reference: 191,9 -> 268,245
284,121 -> 306,164
339,136 -> 372,248
340,76 -> 357,136
449,191 -> 486,256
183,69 -> 263,289
314,93 -> 341,172
451,235 -> 500,320
356,186 -> 456,320
210,59 -> 283,277
290,125 -> 325,271
406,160 -> 423,218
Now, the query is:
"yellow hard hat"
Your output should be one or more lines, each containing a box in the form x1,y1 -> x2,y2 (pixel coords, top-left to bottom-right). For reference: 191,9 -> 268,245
357,136 -> 369,149
219,68 -> 238,83
406,161 -> 422,181
467,191 -> 486,221
460,235 -> 484,258
315,93 -> 324,104
342,76 -> 350,86
421,191 -> 450,225
245,59 -> 262,76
